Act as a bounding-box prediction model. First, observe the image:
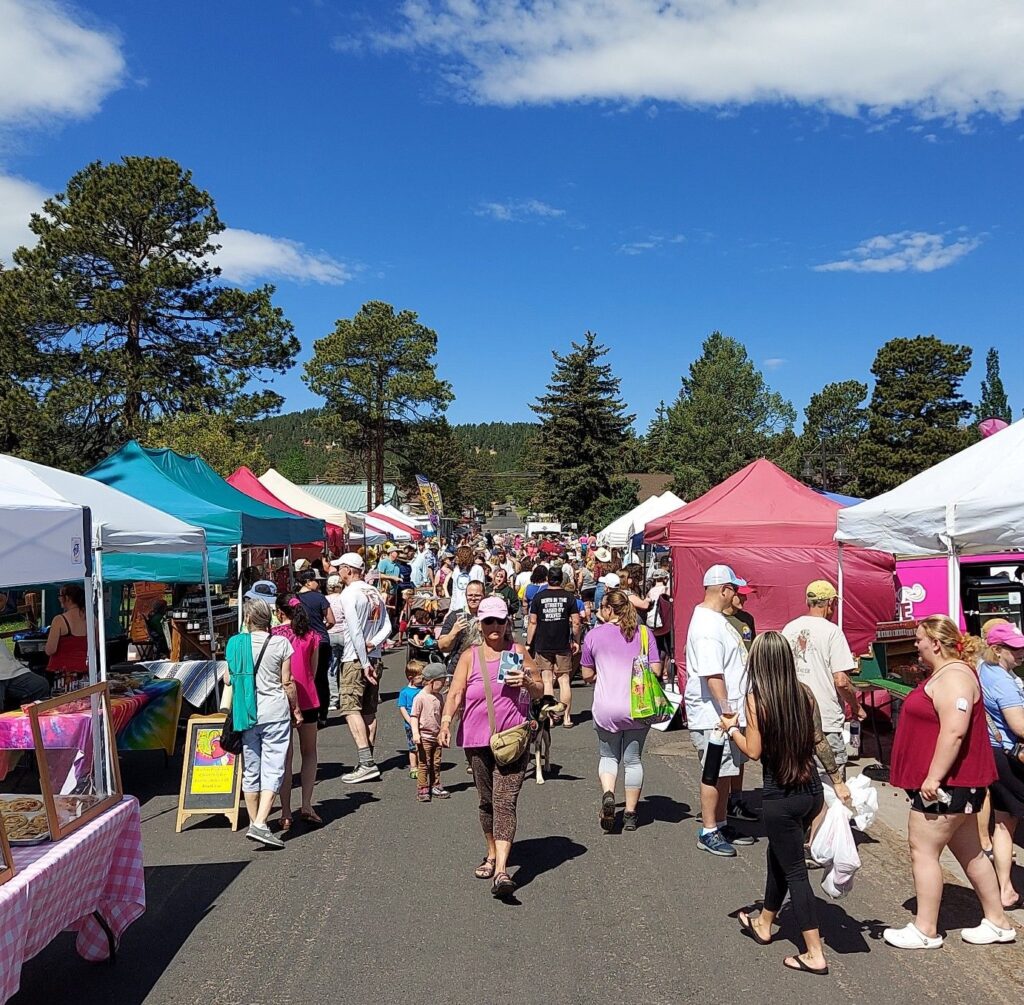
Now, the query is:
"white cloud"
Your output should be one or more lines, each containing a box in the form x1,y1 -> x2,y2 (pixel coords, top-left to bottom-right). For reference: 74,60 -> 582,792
474,198 -> 565,222
213,229 -> 351,285
384,0 -> 1024,122
0,172 -> 48,262
618,233 -> 685,255
813,230 -> 981,273
0,0 -> 125,126
763,357 -> 787,371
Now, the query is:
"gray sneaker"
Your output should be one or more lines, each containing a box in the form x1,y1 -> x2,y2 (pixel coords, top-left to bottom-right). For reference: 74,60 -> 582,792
720,824 -> 756,846
246,823 -> 285,849
342,763 -> 381,784
697,829 -> 737,857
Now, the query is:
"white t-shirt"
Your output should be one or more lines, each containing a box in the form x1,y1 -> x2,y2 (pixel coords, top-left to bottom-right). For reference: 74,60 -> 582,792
450,564 -> 486,610
340,580 -> 392,665
646,582 -> 668,628
249,631 -> 294,724
684,605 -> 748,730
781,615 -> 856,733
514,571 -> 532,594
326,594 -> 346,641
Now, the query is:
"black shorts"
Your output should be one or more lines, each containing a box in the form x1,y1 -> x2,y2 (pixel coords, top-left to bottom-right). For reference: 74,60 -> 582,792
300,708 -> 320,725
990,747 -> 1024,817
905,786 -> 987,815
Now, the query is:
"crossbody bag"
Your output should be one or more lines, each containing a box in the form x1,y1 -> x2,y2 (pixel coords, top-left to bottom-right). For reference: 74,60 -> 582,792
477,644 -> 533,766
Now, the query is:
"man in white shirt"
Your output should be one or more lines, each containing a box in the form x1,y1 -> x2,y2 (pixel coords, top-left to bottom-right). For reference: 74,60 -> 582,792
782,579 -> 861,832
333,553 -> 392,783
686,564 -> 753,858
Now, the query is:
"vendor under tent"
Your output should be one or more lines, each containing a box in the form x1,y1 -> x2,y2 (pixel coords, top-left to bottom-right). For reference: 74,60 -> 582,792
835,417 -> 1024,618
258,468 -> 352,532
228,466 -> 344,554
644,459 -> 895,661
1,454 -> 211,681
597,490 -> 686,550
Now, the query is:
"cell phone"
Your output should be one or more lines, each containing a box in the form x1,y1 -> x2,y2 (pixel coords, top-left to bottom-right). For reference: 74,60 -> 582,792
498,650 -> 523,682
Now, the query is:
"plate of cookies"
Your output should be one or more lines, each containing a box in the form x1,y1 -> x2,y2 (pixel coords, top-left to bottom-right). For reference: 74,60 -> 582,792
0,795 -> 51,845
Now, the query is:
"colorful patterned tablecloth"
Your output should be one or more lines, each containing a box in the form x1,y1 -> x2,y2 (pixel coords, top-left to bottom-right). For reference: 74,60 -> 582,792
115,679 -> 181,756
0,796 -> 146,1003
141,660 -> 225,707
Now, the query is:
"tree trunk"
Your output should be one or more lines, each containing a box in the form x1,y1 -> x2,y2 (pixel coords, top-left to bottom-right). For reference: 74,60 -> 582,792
125,306 -> 143,439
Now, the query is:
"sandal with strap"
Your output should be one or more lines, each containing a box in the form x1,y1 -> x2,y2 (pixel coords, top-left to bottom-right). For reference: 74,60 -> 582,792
474,857 -> 496,879
491,871 -> 516,898
299,808 -> 323,826
783,955 -> 829,977
738,910 -> 772,945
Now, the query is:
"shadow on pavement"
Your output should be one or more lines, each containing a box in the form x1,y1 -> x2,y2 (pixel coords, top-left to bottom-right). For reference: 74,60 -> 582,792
903,883 -> 998,936
316,790 -> 379,824
509,835 -> 588,891
12,861 -> 248,1005
644,794 -> 692,824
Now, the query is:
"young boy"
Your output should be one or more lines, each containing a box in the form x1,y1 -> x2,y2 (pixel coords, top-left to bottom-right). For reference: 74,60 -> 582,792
411,663 -> 449,802
397,662 -> 424,778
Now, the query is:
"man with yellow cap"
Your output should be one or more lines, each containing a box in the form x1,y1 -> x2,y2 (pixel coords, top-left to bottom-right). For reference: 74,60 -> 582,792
782,580 -> 859,838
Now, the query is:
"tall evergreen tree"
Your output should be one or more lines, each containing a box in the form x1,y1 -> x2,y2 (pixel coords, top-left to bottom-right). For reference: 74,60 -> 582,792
858,335 -> 975,496
0,157 -> 298,471
977,347 -> 1012,423
661,332 -> 796,500
530,331 -> 634,521
798,380 -> 868,496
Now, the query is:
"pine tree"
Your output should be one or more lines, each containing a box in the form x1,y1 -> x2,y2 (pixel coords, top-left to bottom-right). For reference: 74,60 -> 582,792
859,336 -> 975,496
661,332 -> 796,500
798,380 -> 868,496
530,331 -> 634,522
977,347 -> 1012,423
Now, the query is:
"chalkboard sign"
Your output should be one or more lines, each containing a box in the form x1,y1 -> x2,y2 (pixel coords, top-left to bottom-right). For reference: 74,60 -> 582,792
176,714 -> 242,832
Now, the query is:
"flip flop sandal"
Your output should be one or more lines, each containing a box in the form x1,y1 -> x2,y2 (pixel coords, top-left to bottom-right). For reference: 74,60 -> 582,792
783,956 -> 829,977
278,817 -> 293,834
562,719 -> 575,729
738,911 -> 772,945
491,872 -> 516,898
474,857 -> 496,879
299,809 -> 324,826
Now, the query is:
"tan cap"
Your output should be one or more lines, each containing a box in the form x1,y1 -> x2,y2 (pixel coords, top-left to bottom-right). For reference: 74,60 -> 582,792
806,580 -> 838,601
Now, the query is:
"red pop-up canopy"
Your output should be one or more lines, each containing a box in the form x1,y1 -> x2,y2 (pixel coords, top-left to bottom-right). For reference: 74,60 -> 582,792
228,466 -> 344,554
644,459 -> 895,659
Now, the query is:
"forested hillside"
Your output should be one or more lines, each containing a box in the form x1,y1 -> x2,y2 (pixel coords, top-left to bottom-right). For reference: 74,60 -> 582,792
452,422 -> 537,472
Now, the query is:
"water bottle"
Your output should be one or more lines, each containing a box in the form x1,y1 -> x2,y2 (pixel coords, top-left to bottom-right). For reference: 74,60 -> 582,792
701,728 -> 726,786
848,720 -> 861,755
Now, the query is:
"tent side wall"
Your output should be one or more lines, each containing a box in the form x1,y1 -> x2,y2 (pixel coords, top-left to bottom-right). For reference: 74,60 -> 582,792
670,544 -> 896,668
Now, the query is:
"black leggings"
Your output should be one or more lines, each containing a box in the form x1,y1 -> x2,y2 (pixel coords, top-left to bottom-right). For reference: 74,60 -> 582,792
762,788 -> 824,931
314,641 -> 332,717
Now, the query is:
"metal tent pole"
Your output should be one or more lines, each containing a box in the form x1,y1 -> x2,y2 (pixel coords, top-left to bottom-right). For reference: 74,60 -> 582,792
837,543 -> 845,632
201,547 -> 219,708
237,543 -> 244,631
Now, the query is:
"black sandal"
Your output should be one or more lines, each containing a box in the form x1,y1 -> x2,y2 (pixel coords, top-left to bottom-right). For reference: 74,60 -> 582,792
783,955 -> 829,977
474,857 -> 496,879
491,871 -> 516,898
738,910 -> 772,945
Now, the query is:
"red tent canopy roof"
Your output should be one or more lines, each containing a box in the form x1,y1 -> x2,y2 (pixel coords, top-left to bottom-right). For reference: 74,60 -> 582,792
644,459 -> 842,547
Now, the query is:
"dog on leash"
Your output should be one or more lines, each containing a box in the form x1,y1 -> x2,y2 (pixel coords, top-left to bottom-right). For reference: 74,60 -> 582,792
531,695 -> 560,784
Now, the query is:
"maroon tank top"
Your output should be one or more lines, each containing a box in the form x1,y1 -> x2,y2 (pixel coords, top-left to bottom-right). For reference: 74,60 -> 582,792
890,667 -> 996,789
47,614 -> 88,673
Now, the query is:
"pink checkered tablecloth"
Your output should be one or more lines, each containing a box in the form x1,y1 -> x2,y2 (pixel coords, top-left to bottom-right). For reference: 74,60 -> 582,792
0,796 -> 146,1003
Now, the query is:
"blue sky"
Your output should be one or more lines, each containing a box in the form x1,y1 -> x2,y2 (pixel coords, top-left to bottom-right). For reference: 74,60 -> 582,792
2,0 -> 1022,432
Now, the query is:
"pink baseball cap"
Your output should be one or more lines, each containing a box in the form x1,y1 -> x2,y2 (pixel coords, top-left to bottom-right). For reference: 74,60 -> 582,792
477,596 -> 509,620
987,622 -> 1024,648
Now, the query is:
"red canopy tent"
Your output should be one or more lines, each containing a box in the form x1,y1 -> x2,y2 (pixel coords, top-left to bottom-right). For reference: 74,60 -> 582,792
228,466 -> 345,554
644,460 -> 895,661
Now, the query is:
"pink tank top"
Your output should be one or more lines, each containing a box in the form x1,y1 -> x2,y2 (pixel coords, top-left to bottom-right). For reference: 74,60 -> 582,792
457,646 -> 530,749
272,625 -> 319,711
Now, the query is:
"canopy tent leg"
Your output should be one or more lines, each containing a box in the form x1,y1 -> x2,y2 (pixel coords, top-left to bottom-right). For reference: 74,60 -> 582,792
84,574 -> 99,686
201,548 -> 219,708
947,545 -> 962,624
287,544 -> 294,591
95,549 -> 108,682
237,543 -> 244,631
837,543 -> 845,632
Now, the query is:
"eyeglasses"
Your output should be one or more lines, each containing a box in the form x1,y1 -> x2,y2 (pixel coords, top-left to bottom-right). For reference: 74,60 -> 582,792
481,617 -> 508,625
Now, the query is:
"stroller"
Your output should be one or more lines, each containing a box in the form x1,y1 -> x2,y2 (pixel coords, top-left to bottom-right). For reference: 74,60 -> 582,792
404,592 -> 448,664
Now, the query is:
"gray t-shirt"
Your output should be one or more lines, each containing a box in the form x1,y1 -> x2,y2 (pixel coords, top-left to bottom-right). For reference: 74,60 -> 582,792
249,631 -> 293,724
0,643 -> 31,682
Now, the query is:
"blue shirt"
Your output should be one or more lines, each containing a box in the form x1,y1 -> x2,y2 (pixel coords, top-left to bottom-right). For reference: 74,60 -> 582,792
397,684 -> 422,717
378,558 -> 400,578
979,660 -> 1024,750
525,584 -> 546,608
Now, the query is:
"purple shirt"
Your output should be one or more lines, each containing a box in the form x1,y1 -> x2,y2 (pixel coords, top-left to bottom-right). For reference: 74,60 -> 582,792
581,623 -> 660,732
457,646 -> 530,749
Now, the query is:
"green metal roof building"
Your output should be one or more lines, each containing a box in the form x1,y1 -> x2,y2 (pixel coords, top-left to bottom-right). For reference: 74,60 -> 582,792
301,482 -> 399,513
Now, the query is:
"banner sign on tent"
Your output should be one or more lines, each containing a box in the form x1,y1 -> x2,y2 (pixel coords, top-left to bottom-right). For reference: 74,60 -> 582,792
416,474 -> 436,516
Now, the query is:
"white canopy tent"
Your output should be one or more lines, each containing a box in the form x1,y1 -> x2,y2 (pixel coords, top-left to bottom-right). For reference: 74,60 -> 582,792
0,455 -> 210,682
258,468 -> 352,530
835,419 -> 1024,617
597,491 -> 686,550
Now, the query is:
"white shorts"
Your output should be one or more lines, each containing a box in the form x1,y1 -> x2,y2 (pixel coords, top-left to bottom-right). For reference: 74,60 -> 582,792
242,719 -> 291,793
690,729 -> 747,779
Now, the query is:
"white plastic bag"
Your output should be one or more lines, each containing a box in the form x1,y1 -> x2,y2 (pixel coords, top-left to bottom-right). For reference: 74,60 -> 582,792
847,773 -> 878,831
809,801 -> 861,899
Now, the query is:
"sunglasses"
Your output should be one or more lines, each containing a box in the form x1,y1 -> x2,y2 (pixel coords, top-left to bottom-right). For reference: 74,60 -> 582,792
481,617 -> 508,625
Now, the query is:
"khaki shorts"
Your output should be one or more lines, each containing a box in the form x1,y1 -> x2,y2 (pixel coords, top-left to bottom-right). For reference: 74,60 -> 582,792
339,659 -> 380,717
534,652 -> 572,676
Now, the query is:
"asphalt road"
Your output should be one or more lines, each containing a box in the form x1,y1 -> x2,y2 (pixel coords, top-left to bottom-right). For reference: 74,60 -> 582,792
14,648 -> 1024,1005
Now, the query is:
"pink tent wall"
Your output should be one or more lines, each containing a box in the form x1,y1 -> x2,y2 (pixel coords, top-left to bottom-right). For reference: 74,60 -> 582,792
645,460 -> 896,661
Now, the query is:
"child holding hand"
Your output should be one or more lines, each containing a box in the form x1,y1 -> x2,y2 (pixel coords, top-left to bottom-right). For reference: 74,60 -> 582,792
412,663 -> 449,802
397,663 -> 424,778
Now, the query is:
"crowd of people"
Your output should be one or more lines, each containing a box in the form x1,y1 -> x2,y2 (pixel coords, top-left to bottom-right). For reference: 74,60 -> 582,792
221,527 -> 1024,975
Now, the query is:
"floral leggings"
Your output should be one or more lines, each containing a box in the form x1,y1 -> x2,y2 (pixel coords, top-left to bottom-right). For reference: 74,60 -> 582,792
468,746 -> 528,843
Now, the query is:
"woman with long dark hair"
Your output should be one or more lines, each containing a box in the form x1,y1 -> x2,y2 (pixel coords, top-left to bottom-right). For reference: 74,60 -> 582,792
274,594 -> 323,829
722,631 -> 847,977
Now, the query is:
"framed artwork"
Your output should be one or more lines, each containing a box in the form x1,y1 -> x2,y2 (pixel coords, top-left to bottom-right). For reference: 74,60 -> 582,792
28,682 -> 123,841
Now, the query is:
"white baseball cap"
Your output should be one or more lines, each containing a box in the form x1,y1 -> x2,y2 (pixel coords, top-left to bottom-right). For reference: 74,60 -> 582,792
599,573 -> 621,588
703,564 -> 746,588
332,552 -> 364,571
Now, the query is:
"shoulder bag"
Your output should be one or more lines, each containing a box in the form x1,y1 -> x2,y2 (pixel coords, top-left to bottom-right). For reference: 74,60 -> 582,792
220,635 -> 271,756
477,644 -> 533,766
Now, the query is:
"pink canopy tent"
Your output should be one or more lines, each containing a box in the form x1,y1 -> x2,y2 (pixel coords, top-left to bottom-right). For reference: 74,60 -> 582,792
228,466 -> 344,553
644,459 -> 896,661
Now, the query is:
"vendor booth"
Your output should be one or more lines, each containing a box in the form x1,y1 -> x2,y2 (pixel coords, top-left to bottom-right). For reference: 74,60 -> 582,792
258,468 -> 353,532
644,459 -> 896,662
597,491 -> 686,551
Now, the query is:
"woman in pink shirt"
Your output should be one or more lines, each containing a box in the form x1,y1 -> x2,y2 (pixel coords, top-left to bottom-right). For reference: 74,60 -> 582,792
439,596 -> 544,898
273,595 -> 323,829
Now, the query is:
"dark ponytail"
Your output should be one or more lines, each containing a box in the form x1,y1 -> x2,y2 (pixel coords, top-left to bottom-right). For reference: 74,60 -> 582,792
276,593 -> 311,637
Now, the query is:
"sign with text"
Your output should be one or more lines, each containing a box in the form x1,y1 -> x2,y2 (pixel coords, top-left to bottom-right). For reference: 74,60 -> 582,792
176,714 -> 242,832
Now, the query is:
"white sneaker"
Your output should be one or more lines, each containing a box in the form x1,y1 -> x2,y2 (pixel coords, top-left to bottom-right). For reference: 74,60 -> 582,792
961,919 -> 1016,945
883,923 -> 943,950
342,763 -> 381,784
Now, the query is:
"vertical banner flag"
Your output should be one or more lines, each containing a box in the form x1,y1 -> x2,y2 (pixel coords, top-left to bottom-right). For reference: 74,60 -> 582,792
416,474 -> 437,516
430,482 -> 444,516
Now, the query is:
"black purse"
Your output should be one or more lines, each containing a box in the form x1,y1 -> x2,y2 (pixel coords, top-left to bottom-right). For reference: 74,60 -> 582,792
220,636 -> 270,755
